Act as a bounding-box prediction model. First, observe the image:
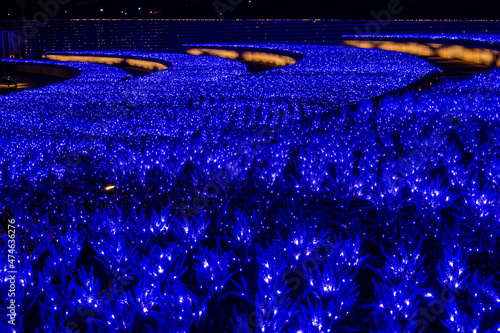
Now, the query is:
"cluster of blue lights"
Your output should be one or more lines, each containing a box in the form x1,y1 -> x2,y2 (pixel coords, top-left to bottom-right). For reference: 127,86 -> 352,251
0,44 -> 498,332
54,45 -> 437,110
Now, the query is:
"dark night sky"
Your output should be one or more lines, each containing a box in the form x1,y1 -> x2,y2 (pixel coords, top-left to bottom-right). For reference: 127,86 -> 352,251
1,0 -> 500,19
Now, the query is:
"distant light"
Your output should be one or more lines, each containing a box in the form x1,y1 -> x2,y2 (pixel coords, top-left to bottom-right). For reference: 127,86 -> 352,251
138,7 -> 141,10
105,185 -> 115,191
100,8 -> 103,12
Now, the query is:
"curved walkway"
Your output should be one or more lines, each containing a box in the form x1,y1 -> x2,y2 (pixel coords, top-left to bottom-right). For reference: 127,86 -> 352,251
42,54 -> 170,77
0,72 -> 65,94
0,61 -> 80,93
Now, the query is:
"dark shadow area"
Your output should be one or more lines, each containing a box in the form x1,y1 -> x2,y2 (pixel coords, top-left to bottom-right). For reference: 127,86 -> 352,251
0,76 -> 16,94
421,56 -> 493,80
0,72 -> 65,94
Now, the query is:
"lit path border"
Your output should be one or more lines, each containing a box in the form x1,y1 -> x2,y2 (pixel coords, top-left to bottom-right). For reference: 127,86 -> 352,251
185,47 -> 300,67
42,48 -> 298,74
42,54 -> 170,72
342,40 -> 500,69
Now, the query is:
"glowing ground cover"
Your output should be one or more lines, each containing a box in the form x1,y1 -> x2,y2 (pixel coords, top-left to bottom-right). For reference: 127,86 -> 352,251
0,45 -> 498,332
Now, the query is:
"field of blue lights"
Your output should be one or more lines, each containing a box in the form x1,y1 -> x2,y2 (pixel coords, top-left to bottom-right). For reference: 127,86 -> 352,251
1,43 -> 500,332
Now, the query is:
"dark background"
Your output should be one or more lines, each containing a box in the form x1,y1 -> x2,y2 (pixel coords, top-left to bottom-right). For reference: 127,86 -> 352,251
1,0 -> 500,20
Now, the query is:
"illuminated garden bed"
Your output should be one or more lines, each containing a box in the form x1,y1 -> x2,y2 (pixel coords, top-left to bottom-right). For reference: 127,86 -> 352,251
0,45 -> 498,332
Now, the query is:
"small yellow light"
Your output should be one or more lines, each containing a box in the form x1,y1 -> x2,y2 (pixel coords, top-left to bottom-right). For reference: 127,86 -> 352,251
105,185 -> 116,191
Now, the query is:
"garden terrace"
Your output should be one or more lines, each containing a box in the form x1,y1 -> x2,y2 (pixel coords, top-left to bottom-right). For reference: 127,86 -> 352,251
0,41 -> 499,333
